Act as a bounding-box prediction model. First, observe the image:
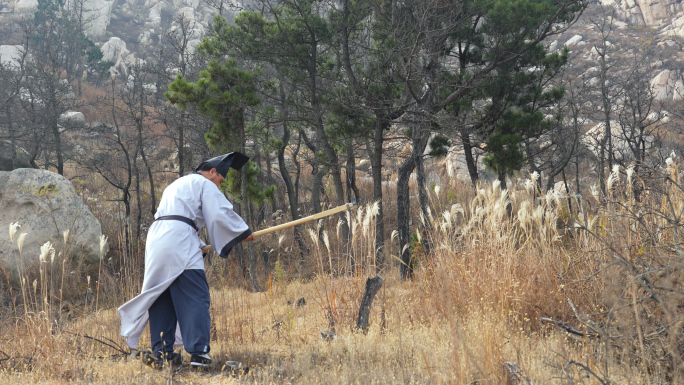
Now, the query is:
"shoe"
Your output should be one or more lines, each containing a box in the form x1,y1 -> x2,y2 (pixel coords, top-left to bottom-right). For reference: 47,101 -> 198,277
190,353 -> 212,368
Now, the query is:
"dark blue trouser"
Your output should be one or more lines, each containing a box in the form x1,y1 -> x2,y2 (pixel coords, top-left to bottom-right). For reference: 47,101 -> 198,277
149,269 -> 211,359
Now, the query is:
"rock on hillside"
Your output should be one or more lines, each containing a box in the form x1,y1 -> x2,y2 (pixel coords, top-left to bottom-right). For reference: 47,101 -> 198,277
9,0 -> 114,37
600,0 -> 683,27
0,169 -> 107,275
0,45 -> 23,70
548,3 -> 684,102
80,0 -> 117,37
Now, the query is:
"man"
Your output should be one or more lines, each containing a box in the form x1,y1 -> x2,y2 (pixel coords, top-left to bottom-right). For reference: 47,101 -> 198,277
118,152 -> 255,369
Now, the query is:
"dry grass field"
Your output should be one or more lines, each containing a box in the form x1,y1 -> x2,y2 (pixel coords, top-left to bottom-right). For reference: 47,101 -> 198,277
1,160 -> 682,384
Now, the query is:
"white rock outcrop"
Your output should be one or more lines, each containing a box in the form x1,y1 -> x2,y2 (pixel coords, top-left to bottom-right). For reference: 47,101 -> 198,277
0,45 -> 23,70
548,40 -> 558,52
673,80 -> 684,100
59,111 -> 86,127
444,147 -> 492,182
14,0 -> 38,12
65,0 -> 116,37
148,2 -> 164,25
583,121 -> 655,160
650,69 -> 677,100
0,169 -> 106,274
565,35 -> 583,47
669,15 -> 684,37
101,37 -> 130,67
176,6 -> 195,20
10,0 -> 112,36
600,0 -> 684,31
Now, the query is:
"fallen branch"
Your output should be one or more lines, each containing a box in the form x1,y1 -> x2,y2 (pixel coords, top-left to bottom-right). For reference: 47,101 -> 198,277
0,349 -> 34,370
540,317 -> 598,338
567,360 -> 610,384
59,328 -> 129,355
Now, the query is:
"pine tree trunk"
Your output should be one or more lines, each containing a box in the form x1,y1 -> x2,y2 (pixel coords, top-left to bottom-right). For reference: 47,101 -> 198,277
8,105 -> 17,169
415,144 -> 432,256
238,112 -> 257,291
278,121 -> 309,259
52,119 -> 63,175
461,129 -> 479,186
133,147 -> 142,242
397,157 -> 414,280
369,120 -> 386,272
346,141 -> 360,202
397,126 -> 431,280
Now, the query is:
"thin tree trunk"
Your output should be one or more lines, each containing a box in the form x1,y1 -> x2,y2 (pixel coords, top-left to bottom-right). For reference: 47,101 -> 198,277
397,129 -> 430,280
123,189 -> 132,259
397,157 -> 414,280
111,80 -> 133,263
308,39 -> 350,267
277,121 -> 308,258
562,168 -> 573,213
314,116 -> 350,264
52,120 -> 63,175
237,111 -> 257,291
575,155 -> 580,197
345,141 -> 356,272
7,104 -> 17,169
311,165 -> 327,215
264,138 -> 274,215
368,119 -> 386,272
178,114 -> 185,177
142,150 -> 156,216
599,48 -> 611,197
234,242 -> 248,279
345,140 -> 360,202
311,164 -> 329,246
254,152 -> 266,225
415,142 -> 432,256
460,129 -> 479,186
133,147 -> 142,242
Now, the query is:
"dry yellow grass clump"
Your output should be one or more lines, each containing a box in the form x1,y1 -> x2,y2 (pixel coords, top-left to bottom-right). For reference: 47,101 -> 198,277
0,273 -> 636,385
1,161 -> 682,383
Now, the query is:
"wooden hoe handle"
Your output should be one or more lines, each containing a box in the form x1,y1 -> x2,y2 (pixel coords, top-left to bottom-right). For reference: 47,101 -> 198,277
200,202 -> 358,252
253,202 -> 358,237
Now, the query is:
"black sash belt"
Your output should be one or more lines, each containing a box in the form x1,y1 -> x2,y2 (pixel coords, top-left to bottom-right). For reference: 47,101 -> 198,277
154,215 -> 199,232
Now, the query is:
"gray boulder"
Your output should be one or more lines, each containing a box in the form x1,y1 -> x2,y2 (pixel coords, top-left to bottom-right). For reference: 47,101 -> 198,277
0,169 -> 107,274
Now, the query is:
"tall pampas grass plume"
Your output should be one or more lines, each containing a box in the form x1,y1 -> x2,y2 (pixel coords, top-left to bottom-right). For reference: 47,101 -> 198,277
99,235 -> 108,259
39,241 -> 54,264
17,233 -> 27,253
9,222 -> 20,244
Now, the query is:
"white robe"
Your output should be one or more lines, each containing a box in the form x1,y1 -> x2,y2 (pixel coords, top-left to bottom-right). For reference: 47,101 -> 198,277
118,173 -> 251,349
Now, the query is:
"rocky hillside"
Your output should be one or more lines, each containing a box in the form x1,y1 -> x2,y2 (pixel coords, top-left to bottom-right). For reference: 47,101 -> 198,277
1,0 -> 683,126
601,0 -> 684,29
0,0 -> 237,76
556,0 -> 684,103
1,0 -> 681,95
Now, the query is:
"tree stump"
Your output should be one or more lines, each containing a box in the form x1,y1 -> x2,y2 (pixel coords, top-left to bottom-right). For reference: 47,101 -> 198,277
355,275 -> 384,333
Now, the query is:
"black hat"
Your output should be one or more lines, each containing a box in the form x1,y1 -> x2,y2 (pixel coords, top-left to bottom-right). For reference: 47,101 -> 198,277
197,152 -> 250,177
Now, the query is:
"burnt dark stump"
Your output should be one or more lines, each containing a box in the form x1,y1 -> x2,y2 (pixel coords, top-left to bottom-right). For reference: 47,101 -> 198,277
355,275 -> 384,334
